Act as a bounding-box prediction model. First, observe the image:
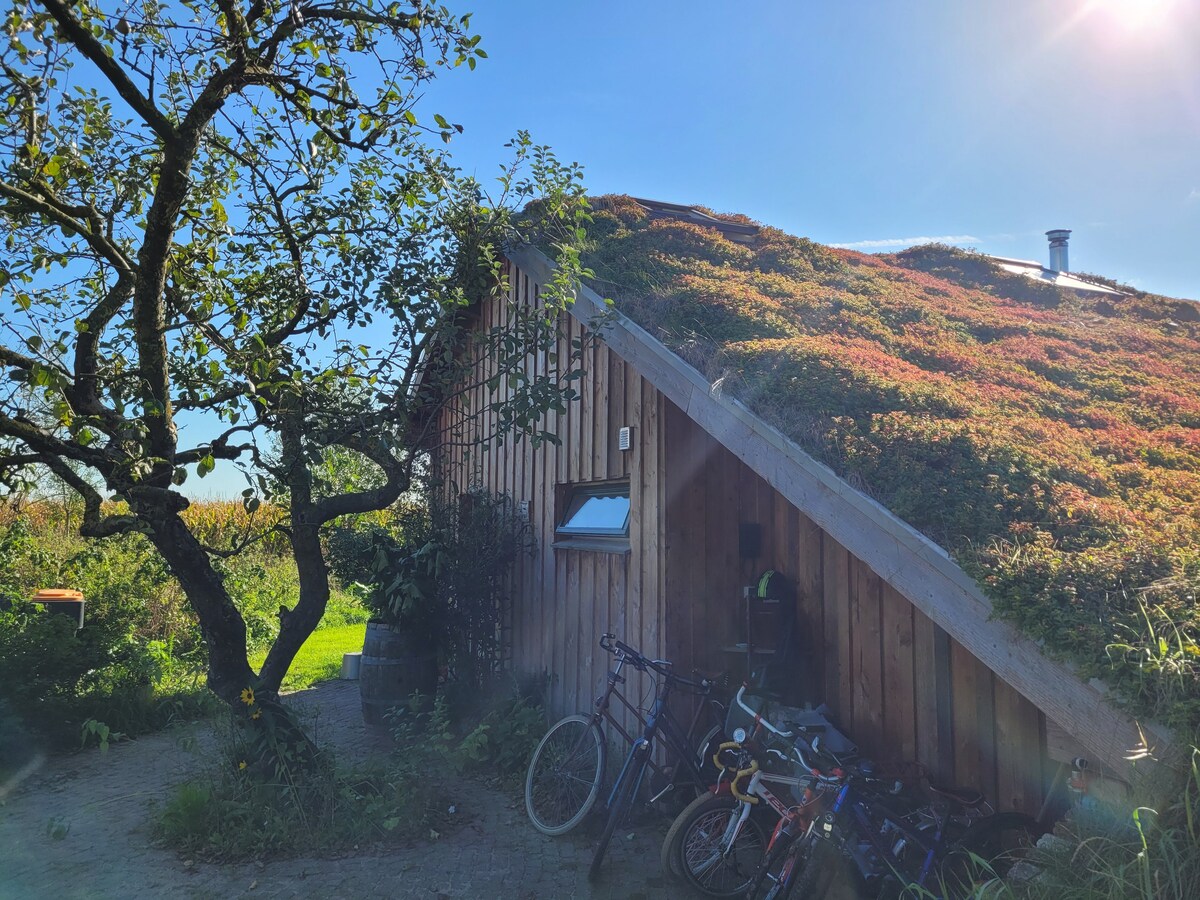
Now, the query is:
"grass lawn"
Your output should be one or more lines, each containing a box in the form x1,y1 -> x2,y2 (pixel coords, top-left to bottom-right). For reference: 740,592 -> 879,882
251,623 -> 366,692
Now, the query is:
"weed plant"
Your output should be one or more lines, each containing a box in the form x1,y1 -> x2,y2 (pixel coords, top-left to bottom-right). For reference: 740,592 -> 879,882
157,709 -> 444,859
389,681 -> 545,790
933,750 -> 1200,900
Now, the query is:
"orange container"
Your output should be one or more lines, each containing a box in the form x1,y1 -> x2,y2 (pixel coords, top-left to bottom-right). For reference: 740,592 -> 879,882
31,588 -> 85,629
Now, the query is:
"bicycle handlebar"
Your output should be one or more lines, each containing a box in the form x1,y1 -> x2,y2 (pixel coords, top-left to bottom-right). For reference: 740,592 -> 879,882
599,633 -> 711,692
734,684 -> 794,738
713,741 -> 760,805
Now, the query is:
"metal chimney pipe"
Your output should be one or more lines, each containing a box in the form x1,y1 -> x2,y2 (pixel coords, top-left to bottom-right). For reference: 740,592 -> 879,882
1046,229 -> 1071,273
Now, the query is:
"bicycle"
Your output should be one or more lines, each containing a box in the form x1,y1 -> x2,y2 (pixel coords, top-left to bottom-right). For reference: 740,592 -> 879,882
524,634 -> 725,842
664,684 -> 850,897
791,760 -> 1040,899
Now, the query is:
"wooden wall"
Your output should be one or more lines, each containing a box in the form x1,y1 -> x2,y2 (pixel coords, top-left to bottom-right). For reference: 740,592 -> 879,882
434,259 -> 1050,815
660,403 -> 1049,816
434,263 -> 665,740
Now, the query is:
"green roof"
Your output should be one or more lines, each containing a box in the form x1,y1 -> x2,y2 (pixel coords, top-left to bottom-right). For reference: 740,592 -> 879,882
582,195 -> 1200,732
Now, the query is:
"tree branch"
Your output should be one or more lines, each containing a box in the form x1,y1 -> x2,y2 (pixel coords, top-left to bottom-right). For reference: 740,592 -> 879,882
0,413 -> 110,469
72,275 -> 135,420
309,432 -> 409,524
200,523 -> 287,559
36,0 -> 178,143
37,454 -> 140,538
0,181 -> 134,273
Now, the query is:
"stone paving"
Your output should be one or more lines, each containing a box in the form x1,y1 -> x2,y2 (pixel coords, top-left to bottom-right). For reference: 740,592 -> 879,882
0,681 -> 697,900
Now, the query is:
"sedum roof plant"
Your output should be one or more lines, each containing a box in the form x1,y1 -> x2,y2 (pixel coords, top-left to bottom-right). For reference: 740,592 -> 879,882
581,195 -> 1200,731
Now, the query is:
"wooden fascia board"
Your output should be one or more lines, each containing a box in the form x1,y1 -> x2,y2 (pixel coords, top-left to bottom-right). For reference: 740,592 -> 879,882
507,245 -> 1179,791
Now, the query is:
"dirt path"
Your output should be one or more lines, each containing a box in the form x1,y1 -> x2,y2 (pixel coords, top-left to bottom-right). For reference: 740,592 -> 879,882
0,682 -> 695,899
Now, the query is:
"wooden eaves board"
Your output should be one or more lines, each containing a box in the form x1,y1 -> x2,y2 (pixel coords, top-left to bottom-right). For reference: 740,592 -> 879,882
509,244 -> 1179,795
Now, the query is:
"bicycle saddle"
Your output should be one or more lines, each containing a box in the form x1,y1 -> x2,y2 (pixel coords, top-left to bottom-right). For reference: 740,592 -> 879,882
926,782 -> 986,809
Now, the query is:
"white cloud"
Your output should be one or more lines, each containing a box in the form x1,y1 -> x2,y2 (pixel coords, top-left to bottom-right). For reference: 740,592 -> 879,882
830,234 -> 980,250
1187,188 -> 1200,204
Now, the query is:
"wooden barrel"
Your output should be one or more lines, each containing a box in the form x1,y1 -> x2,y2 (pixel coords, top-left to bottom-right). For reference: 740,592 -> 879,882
359,622 -> 438,727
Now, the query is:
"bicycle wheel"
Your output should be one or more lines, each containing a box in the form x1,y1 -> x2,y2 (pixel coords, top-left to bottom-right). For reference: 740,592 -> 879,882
588,748 -> 646,881
939,811 -> 1039,897
660,722 -> 727,880
677,792 -> 769,897
661,789 -> 720,881
524,715 -> 605,836
745,827 -> 813,900
693,723 -> 724,785
789,835 -> 839,900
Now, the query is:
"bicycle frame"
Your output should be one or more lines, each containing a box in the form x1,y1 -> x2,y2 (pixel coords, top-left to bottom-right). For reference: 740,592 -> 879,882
602,667 -> 715,813
819,778 -> 959,892
587,645 -> 723,808
701,761 -> 835,881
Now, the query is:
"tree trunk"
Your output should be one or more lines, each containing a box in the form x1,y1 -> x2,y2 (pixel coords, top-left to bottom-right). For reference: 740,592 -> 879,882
142,505 -> 322,767
258,518 -> 330,692
141,506 -> 255,706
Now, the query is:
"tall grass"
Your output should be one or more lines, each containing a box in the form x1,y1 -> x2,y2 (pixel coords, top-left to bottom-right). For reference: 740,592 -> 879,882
0,498 -> 371,754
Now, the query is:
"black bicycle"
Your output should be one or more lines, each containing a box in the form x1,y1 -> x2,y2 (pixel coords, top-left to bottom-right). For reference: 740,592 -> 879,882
524,634 -> 724,844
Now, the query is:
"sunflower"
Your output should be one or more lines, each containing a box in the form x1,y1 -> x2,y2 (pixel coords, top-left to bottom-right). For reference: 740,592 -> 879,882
238,760 -> 247,770
251,708 -> 262,720
240,687 -> 255,706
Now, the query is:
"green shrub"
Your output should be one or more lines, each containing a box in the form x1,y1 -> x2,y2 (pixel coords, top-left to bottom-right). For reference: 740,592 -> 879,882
391,680 -> 546,786
455,694 -> 545,778
0,516 -> 215,752
156,711 -> 444,859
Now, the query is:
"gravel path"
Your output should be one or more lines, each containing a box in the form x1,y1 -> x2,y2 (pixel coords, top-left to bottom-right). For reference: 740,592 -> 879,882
0,681 -> 696,899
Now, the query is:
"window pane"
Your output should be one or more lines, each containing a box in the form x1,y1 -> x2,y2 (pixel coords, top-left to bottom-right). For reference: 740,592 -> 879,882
557,484 -> 631,537
564,494 -> 629,532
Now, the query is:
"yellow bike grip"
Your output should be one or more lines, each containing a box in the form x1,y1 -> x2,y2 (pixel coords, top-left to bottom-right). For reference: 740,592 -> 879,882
713,742 -> 761,805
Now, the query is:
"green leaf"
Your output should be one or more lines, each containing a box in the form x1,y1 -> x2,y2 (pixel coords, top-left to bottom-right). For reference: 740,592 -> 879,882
403,109 -> 417,126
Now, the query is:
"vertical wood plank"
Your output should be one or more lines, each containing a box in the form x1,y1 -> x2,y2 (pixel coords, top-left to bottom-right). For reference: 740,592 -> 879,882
851,559 -> 884,758
976,670 -> 999,808
568,316 -> 583,484
822,537 -> 851,727
951,638 -> 980,790
592,341 -> 608,482
994,678 -> 1045,814
880,584 -> 916,764
608,352 -> 625,479
796,511 -> 824,703
912,611 -> 941,776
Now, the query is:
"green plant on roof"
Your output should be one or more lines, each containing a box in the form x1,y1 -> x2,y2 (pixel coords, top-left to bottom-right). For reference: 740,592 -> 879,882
582,195 -> 1200,735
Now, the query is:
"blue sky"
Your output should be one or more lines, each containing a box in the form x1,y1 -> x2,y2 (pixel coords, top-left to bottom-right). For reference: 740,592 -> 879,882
419,0 -> 1200,298
61,0 -> 1198,499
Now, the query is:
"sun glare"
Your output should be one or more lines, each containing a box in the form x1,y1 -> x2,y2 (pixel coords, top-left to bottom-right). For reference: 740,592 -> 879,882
1088,0 -> 1179,32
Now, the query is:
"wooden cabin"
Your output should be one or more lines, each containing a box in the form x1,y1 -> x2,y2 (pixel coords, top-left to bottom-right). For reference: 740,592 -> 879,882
430,243 -> 1177,815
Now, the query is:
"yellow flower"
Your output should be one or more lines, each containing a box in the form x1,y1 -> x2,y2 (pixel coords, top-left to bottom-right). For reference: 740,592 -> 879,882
251,708 -> 262,720
240,687 -> 255,706
238,760 -> 247,770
